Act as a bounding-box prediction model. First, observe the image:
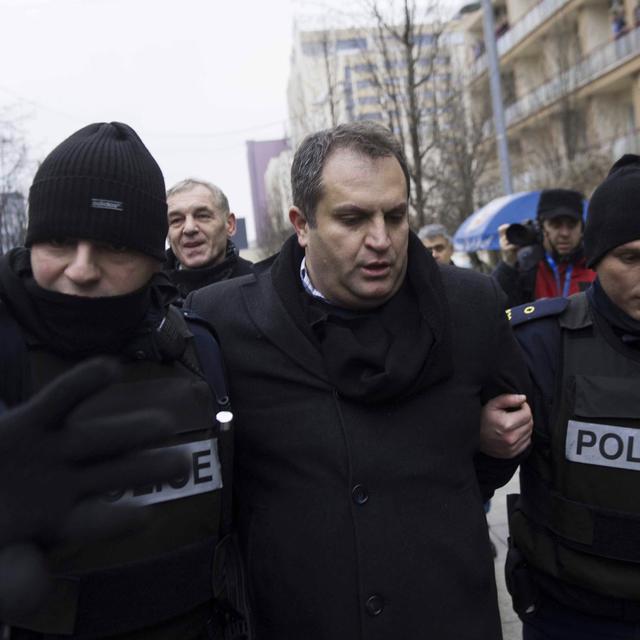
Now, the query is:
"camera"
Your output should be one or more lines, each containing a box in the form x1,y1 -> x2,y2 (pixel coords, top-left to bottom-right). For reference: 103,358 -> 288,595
505,219 -> 541,247
504,219 -> 544,270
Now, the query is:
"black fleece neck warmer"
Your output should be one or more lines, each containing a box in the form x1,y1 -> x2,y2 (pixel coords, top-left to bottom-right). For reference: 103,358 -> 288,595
165,241 -> 239,296
270,232 -> 454,404
0,247 -> 177,358
587,277 -> 640,344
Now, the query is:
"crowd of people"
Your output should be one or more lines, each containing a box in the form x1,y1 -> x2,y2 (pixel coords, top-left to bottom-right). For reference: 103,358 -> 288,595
0,118 -> 637,640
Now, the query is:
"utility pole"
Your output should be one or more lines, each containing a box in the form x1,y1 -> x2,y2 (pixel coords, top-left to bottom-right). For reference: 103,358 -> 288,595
481,0 -> 513,195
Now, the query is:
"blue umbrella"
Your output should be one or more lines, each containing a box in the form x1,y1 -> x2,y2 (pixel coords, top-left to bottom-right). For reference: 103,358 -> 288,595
453,191 -> 541,252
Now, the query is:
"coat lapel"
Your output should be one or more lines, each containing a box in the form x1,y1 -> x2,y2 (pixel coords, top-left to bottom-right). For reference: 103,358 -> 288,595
239,273 -> 328,381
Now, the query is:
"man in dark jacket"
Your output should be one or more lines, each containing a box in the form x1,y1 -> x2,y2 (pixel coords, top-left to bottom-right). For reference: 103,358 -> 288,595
165,179 -> 253,298
505,155 -> 640,639
493,188 -> 595,308
0,122 -> 236,639
187,122 -> 533,640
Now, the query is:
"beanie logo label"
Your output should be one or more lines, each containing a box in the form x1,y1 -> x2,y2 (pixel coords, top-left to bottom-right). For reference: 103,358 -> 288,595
91,198 -> 124,212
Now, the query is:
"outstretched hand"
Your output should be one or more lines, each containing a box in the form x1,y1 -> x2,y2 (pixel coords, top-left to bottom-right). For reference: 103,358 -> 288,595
0,357 -> 188,617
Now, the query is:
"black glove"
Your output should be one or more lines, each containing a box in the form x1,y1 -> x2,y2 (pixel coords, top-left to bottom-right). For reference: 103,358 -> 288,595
0,357 -> 188,618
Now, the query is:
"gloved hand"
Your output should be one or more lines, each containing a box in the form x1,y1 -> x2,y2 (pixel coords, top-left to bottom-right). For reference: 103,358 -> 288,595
0,357 -> 188,617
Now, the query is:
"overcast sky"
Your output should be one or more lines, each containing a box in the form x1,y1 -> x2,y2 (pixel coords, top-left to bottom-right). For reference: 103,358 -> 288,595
0,0 -> 462,242
0,0 -> 306,241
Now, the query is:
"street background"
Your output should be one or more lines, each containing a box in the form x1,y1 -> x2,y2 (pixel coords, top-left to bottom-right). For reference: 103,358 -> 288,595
490,474 -> 521,640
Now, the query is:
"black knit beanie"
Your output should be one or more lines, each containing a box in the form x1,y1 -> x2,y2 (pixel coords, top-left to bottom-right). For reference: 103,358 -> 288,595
584,154 -> 640,268
536,188 -> 584,222
26,122 -> 167,261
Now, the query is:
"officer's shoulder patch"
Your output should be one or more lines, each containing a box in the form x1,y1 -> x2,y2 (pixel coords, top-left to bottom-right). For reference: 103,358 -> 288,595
506,297 -> 570,326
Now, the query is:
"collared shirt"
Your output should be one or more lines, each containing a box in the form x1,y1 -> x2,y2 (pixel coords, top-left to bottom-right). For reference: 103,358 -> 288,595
300,257 -> 329,302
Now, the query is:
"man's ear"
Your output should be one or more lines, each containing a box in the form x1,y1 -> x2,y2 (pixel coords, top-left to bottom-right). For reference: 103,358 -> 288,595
226,212 -> 237,237
289,206 -> 310,248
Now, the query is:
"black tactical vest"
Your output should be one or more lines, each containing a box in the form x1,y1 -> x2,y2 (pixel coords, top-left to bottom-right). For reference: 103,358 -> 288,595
4,308 -> 227,639
512,293 -> 640,606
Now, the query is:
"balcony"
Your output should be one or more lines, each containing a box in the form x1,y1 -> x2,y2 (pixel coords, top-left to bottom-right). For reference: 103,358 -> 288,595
502,26 -> 640,127
472,0 -> 573,76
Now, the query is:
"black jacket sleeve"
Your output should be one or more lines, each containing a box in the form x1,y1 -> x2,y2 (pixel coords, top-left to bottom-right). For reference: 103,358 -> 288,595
474,278 -> 534,500
492,260 -> 536,309
512,316 -> 561,437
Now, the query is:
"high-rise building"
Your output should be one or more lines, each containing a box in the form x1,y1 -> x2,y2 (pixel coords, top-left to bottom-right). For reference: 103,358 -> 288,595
286,19 -> 473,230
287,22 -> 462,146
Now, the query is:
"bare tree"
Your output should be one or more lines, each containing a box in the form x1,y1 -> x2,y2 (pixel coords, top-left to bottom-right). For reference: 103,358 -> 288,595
359,0 -> 445,229
289,22 -> 345,147
0,111 -> 29,254
260,150 -> 295,258
424,70 -> 494,231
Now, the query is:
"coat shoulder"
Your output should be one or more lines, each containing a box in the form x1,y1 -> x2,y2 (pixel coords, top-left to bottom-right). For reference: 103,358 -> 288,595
233,256 -> 255,277
186,271 -> 258,318
440,265 -> 501,314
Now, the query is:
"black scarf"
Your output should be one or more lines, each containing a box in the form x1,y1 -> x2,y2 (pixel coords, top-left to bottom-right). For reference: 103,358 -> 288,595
165,240 -> 240,297
587,277 -> 640,345
0,247 -> 177,359
270,233 -> 453,404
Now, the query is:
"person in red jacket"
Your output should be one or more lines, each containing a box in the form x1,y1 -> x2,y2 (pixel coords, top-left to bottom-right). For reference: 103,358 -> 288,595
493,189 -> 596,308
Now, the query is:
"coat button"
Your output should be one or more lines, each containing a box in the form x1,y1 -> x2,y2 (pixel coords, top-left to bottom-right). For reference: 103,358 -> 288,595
351,484 -> 369,505
365,594 -> 384,616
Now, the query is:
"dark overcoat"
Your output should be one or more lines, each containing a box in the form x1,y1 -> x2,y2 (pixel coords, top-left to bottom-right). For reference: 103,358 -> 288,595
187,263 -> 529,640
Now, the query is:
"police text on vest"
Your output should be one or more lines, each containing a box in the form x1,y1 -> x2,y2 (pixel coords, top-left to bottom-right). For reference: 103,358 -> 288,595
104,439 -> 222,507
566,420 -> 640,470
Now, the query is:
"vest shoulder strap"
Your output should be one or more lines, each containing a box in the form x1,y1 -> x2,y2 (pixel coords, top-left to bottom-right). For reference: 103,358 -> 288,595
179,307 -> 235,539
180,308 -> 230,411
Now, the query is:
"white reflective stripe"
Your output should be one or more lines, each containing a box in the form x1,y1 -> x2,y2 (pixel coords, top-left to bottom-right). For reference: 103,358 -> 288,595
105,438 -> 222,507
566,420 -> 640,470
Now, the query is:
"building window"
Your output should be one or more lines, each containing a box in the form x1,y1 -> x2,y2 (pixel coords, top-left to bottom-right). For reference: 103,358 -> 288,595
353,62 -> 376,72
336,37 -> 367,51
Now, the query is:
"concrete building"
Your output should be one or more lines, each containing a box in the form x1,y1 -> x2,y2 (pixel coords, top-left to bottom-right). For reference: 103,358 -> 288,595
287,22 -> 463,147
461,0 -> 640,195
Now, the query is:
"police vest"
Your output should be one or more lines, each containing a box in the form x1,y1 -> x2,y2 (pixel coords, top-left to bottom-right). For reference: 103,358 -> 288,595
511,293 -> 640,603
4,307 -> 231,639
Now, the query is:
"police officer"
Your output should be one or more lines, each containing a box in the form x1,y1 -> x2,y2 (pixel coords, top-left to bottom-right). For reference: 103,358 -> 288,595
505,155 -> 640,639
0,122 -> 242,639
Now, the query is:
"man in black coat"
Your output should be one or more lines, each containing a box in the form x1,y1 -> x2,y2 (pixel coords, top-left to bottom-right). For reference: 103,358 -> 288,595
165,179 -> 253,298
186,122 -> 532,640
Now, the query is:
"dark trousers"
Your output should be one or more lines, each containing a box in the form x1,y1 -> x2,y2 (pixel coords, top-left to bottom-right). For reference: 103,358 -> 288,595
523,601 -> 640,640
